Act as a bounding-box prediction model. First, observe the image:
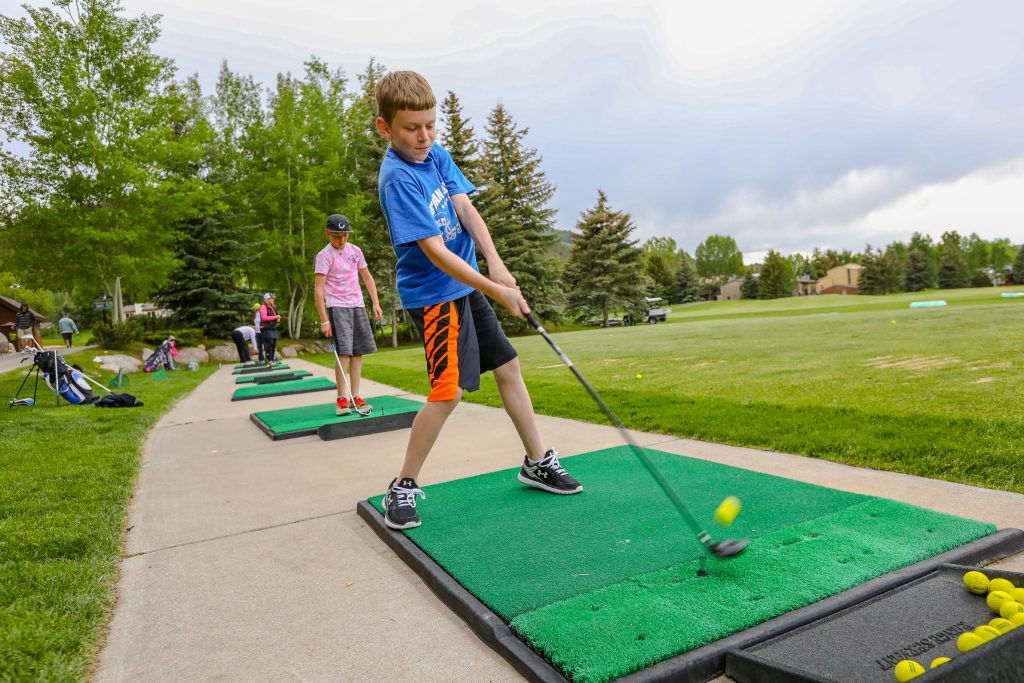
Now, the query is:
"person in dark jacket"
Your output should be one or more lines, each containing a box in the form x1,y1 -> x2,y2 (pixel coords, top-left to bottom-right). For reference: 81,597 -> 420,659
14,303 -> 37,351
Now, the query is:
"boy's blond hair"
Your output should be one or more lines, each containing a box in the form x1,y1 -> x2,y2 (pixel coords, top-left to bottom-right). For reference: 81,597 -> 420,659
375,71 -> 436,125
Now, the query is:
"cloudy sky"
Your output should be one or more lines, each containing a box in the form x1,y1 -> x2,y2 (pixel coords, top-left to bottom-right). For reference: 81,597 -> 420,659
11,0 -> 1024,261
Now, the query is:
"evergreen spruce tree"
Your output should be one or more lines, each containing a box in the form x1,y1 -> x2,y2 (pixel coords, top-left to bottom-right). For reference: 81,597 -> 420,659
937,235 -> 971,289
740,269 -> 759,299
1011,244 -> 1024,285
476,103 -> 561,330
903,249 -> 934,292
757,250 -> 795,299
675,252 -> 700,303
858,245 -> 902,295
157,214 -> 254,336
564,191 -> 647,326
439,91 -> 480,183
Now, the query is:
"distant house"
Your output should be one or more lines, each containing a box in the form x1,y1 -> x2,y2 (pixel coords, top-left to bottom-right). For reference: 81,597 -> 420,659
816,263 -> 863,295
717,278 -> 743,301
0,294 -> 47,350
123,302 -> 173,319
795,275 -> 818,296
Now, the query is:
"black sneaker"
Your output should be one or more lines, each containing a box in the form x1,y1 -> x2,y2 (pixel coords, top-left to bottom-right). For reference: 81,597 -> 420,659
383,477 -> 426,529
518,448 -> 583,495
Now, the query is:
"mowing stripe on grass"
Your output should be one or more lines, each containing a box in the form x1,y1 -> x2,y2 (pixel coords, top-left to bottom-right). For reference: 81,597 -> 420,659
230,377 -> 335,401
369,446 -> 994,682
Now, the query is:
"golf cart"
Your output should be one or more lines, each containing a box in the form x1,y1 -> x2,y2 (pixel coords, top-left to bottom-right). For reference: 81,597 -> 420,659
643,297 -> 671,324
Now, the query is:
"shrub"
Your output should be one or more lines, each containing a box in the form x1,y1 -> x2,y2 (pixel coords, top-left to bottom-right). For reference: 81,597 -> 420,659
139,328 -> 203,347
91,320 -> 142,350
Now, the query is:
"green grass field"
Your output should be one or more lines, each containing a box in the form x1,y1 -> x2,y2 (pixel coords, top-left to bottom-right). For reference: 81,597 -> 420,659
0,355 -> 215,680
329,286 -> 1024,494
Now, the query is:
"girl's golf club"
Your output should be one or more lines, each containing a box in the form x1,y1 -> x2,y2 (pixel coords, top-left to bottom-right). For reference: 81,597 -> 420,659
331,343 -> 372,417
526,312 -> 748,558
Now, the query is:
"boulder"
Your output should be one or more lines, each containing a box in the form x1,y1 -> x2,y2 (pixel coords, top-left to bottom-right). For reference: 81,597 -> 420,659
175,344 -> 209,365
281,345 -> 299,358
208,344 -> 238,362
0,335 -> 10,354
141,348 -> 153,361
94,354 -> 143,374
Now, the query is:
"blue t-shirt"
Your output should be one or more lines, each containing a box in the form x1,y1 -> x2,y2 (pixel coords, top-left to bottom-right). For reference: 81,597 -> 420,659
378,144 -> 478,308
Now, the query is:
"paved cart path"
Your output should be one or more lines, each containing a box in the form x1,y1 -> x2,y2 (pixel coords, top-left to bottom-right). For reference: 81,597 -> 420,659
95,358 -> 1024,682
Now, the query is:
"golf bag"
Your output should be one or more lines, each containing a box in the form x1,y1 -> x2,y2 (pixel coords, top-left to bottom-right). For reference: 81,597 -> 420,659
144,340 -> 177,372
33,350 -> 96,405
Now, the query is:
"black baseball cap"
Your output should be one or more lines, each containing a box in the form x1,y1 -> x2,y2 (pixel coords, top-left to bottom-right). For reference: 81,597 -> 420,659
326,214 -> 352,233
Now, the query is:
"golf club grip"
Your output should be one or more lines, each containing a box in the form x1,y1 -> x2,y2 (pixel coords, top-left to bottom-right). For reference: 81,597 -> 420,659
525,314 -> 704,536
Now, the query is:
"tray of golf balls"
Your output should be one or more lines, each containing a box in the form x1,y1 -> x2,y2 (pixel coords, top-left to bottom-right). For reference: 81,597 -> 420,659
726,564 -> 1024,682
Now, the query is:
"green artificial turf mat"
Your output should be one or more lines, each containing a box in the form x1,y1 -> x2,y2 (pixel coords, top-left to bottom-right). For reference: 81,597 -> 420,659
231,376 -> 334,400
231,363 -> 288,375
251,395 -> 422,435
368,446 -> 995,682
235,370 -> 312,384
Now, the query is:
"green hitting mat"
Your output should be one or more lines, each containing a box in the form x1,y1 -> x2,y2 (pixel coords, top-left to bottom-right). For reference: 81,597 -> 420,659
232,363 -> 289,375
234,370 -> 312,384
249,395 -> 422,440
360,446 -> 998,683
230,376 -> 334,401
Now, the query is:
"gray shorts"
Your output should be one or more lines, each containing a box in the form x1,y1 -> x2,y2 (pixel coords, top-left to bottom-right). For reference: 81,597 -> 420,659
328,307 -> 377,357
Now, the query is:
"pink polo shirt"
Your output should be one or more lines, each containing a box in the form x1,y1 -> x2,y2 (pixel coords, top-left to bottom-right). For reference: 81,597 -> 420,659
314,242 -> 366,308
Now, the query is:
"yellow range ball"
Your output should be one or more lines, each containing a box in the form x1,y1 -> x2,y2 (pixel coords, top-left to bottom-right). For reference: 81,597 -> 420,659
999,600 -> 1024,620
635,373 -> 643,379
974,625 -> 1000,642
989,577 -> 1016,594
713,496 -> 742,526
957,631 -> 984,652
989,617 -> 1014,634
1010,612 -> 1024,627
929,657 -> 951,669
893,659 -> 924,682
963,570 -> 990,594
987,590 -> 1013,613
1012,587 -> 1024,603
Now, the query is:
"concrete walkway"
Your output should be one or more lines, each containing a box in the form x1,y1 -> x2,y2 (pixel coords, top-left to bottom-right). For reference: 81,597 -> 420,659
95,359 -> 1024,681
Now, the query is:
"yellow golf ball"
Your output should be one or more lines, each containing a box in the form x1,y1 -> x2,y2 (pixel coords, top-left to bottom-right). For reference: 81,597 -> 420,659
957,631 -> 984,652
987,590 -> 1012,613
929,657 -> 951,668
894,659 -> 924,681
713,496 -> 741,526
635,373 -> 643,379
989,577 -> 1016,594
1011,587 -> 1024,603
999,600 -> 1024,620
989,617 -> 1014,634
974,625 -> 1000,642
963,570 -> 990,594
1010,612 -> 1024,627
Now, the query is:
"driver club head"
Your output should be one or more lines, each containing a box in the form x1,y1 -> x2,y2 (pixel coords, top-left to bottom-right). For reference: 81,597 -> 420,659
708,539 -> 749,558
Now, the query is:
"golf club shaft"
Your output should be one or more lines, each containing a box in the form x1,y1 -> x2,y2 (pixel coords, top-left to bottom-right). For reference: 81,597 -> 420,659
525,313 -> 708,541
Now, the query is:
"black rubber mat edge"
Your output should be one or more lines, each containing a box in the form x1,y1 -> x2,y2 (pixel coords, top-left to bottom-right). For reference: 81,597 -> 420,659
251,372 -> 308,385
357,501 -> 1024,683
230,382 -> 333,402
233,364 -> 289,375
356,500 -> 568,682
247,412 -> 316,441
317,410 -> 417,441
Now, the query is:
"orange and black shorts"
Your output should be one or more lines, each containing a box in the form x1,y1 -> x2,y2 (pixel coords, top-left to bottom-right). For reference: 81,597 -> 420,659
407,291 -> 518,402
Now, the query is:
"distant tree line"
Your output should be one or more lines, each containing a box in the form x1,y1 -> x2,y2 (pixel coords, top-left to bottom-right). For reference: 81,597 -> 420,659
2,0 -> 1022,339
